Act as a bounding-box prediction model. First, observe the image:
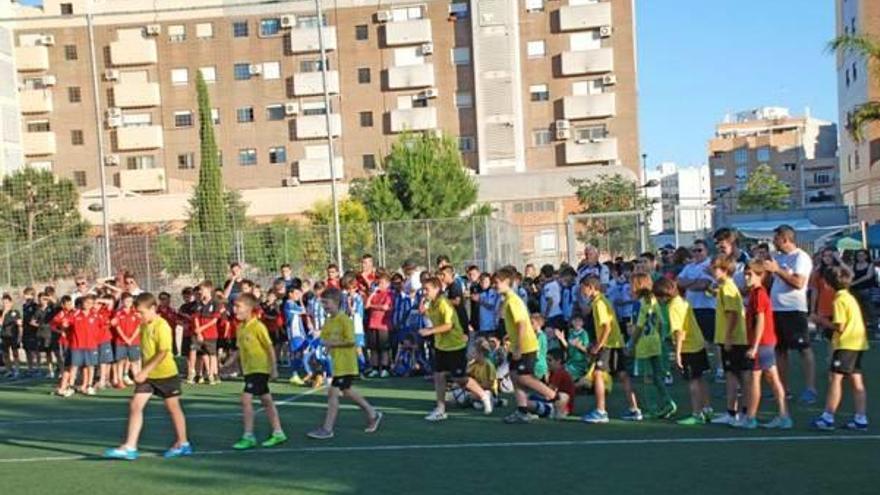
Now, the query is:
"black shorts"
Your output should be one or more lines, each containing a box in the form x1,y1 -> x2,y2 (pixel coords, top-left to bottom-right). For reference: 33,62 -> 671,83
680,349 -> 710,380
269,331 -> 280,345
693,309 -> 716,343
243,373 -> 270,396
594,347 -> 627,374
49,333 -> 62,352
134,376 -> 182,399
181,336 -> 193,355
774,311 -> 810,351
193,339 -> 218,356
721,345 -> 751,373
37,332 -> 53,352
330,375 -> 355,391
22,332 -> 40,352
1,337 -> 18,352
830,350 -> 864,375
367,329 -> 391,351
509,351 -> 537,376
433,348 -> 468,378
219,338 -> 237,351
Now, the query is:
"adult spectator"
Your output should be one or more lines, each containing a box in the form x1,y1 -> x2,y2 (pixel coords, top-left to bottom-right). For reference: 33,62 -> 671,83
764,224 -> 816,404
357,254 -> 377,294
576,245 -> 610,286
713,228 -> 749,291
223,262 -> 244,303
70,276 -> 93,303
275,264 -> 301,293
848,249 -> 876,334
809,248 -> 839,337
676,240 -> 720,378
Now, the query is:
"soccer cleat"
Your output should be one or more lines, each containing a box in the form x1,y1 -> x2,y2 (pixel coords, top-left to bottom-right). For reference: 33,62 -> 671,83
424,409 -> 448,422
379,369 -> 390,379
86,387 -> 97,396
196,376 -> 206,385
732,417 -> 758,430
233,436 -> 257,450
123,377 -> 134,386
366,369 -> 379,378
710,412 -> 736,426
306,428 -> 335,440
480,392 -> 494,416
163,442 -> 193,458
811,416 -> 835,431
761,416 -> 793,430
289,374 -> 305,386
659,401 -> 678,420
581,409 -> 610,424
503,410 -> 536,424
261,432 -> 289,448
676,414 -> 706,426
104,447 -> 139,461
208,376 -> 220,385
365,411 -> 384,433
798,389 -> 818,405
845,419 -> 869,432
621,409 -> 644,422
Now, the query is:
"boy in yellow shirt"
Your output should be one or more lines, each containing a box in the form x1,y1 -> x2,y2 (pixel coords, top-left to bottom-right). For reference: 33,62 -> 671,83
104,293 -> 191,460
710,255 -> 750,426
627,274 -> 676,419
308,288 -> 383,440
810,266 -> 870,431
232,293 -> 287,450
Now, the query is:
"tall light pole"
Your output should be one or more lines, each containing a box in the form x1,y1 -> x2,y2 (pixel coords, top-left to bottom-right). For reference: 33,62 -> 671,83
86,13 -> 112,277
639,152 -> 650,253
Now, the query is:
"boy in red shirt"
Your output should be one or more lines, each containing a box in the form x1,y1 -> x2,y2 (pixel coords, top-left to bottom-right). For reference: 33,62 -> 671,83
528,349 -> 574,419
51,296 -> 76,396
365,271 -> 393,378
69,295 -> 102,395
95,296 -> 116,390
741,261 -> 791,429
178,287 -> 198,381
191,281 -> 221,385
112,293 -> 142,388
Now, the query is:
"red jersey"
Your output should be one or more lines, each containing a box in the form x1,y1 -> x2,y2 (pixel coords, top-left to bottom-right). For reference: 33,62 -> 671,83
746,285 -> 777,347
96,306 -> 113,344
194,299 -> 221,340
222,314 -> 236,340
113,307 -> 142,345
549,368 -> 576,414
157,304 -> 178,329
367,288 -> 393,331
50,308 -> 75,347
326,278 -> 341,289
69,309 -> 102,350
357,271 -> 377,295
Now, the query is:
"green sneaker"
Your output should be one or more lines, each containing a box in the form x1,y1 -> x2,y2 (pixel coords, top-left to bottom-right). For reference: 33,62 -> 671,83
659,400 -> 678,419
261,431 -> 288,448
677,414 -> 706,426
233,436 -> 257,450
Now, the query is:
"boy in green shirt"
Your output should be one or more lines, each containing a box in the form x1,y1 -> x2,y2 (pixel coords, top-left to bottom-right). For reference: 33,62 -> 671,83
559,315 -> 590,385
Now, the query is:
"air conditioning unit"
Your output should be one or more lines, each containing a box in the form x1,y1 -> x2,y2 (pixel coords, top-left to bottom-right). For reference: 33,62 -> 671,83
107,116 -> 122,128
38,35 -> 55,46
104,154 -> 120,166
280,15 -> 295,29
418,88 -> 439,99
145,24 -> 161,36
575,138 -> 590,145
599,25 -> 612,38
556,128 -> 571,140
602,74 -> 617,86
555,119 -> 570,130
420,42 -> 434,55
284,102 -> 299,116
249,64 -> 262,75
103,69 -> 120,81
283,177 -> 300,187
376,10 -> 392,23
106,107 -> 122,119
41,75 -> 57,86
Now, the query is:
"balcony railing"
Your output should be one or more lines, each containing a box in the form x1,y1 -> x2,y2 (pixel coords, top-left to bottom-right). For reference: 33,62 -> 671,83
389,107 -> 437,133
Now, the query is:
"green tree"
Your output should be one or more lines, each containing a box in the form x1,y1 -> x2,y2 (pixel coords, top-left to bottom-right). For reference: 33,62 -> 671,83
737,163 -> 791,212
829,34 -> 880,141
568,174 -> 652,258
306,199 -> 374,271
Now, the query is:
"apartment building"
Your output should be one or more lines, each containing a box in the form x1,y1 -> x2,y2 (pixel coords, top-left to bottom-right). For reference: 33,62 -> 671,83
0,1 -> 23,175
1,0 -> 640,239
836,0 -> 880,222
708,107 -> 839,215
656,162 -> 711,233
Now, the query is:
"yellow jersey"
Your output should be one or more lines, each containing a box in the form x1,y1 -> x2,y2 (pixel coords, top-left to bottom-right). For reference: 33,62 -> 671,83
715,278 -> 747,345
667,295 -> 705,354
323,313 -> 358,377
832,290 -> 870,351
592,293 -> 623,349
426,296 -> 468,352
635,296 -> 662,359
501,290 -> 539,354
141,316 -> 178,380
467,359 -> 497,393
237,317 -> 273,375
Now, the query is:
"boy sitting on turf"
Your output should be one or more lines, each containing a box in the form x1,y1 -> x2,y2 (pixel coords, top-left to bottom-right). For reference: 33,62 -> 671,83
527,349 -> 574,419
467,337 -> 504,410
307,287 -> 383,440
232,293 -> 287,450
559,315 -> 590,388
105,293 -> 191,460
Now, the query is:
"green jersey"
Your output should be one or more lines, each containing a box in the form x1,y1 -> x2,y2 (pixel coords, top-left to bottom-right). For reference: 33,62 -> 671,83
565,328 -> 590,377
534,331 -> 548,379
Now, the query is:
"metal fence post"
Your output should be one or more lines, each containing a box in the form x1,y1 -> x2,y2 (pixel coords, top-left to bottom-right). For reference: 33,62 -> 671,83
5,242 -> 11,287
425,220 -> 431,269
471,217 -> 478,268
188,232 -> 195,274
144,236 -> 153,292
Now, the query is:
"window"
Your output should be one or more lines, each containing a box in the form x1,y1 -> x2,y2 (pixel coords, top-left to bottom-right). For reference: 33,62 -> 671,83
574,124 -> 606,141
394,47 -> 424,67
171,68 -> 189,85
525,0 -> 544,12
529,84 -> 549,102
260,18 -> 281,36
27,121 -> 50,132
296,15 -> 325,28
391,6 -> 424,21
451,47 -> 471,65
783,163 -> 797,172
357,67 -> 371,84
852,62 -> 858,82
412,97 -> 428,108
455,91 -> 473,108
458,136 -> 475,152
299,58 -> 329,72
526,40 -> 546,58
532,128 -> 552,146
126,156 -> 155,170
713,168 -> 726,177
196,23 -> 213,39
268,146 -> 286,164
814,172 -> 831,184
71,129 -> 84,145
73,170 -> 86,187
199,66 -> 216,83
266,104 -> 285,121
736,165 -> 748,181
570,31 -> 601,51
60,3 -> 73,15
211,108 -> 220,125
301,101 -> 328,116
572,79 -> 603,95
177,153 -> 195,169
359,111 -> 373,127
234,63 -> 251,80
63,44 -> 77,60
756,146 -> 770,162
535,230 -> 557,253
238,148 -> 257,166
121,114 -> 151,127
237,107 -> 255,123
733,148 -> 748,165
174,110 -> 193,128
67,86 -> 81,103
449,3 -> 469,19
263,61 -> 281,79
233,21 -> 249,38
168,24 -> 186,42
355,24 -> 369,41
363,154 -> 376,170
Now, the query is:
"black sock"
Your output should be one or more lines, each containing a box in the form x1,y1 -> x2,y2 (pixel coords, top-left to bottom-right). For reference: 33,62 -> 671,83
518,406 -> 528,414
727,409 -> 736,417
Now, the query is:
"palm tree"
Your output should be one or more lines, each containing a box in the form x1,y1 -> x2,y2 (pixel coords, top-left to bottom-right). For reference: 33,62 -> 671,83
829,34 -> 880,141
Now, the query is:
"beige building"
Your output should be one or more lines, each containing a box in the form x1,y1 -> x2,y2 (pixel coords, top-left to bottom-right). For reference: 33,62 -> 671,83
836,0 -> 880,222
708,107 -> 839,215
1,0 -> 639,238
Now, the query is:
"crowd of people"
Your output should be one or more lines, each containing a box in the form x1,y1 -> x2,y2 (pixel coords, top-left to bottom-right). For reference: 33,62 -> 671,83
0,224 -> 872,460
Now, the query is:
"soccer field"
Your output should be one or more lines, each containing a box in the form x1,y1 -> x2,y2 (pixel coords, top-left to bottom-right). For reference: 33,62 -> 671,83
0,345 -> 876,495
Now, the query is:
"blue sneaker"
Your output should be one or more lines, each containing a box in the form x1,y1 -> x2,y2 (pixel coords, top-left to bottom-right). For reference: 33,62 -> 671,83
581,409 -> 610,424
163,442 -> 193,459
104,447 -> 139,461
620,409 -> 644,422
845,420 -> 869,432
811,416 -> 835,431
799,389 -> 818,405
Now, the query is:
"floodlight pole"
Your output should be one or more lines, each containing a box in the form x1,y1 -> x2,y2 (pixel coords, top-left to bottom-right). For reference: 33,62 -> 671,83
87,13 -> 112,277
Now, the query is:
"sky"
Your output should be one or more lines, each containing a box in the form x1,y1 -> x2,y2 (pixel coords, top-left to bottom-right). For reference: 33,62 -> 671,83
637,0 -> 838,169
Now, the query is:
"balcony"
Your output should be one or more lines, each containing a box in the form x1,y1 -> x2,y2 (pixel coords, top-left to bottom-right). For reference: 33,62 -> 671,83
113,82 -> 161,108
22,132 -> 56,156
119,168 -> 165,192
297,156 -> 344,182
558,2 -> 612,32
387,64 -> 435,89
389,107 -> 437,133
288,26 -> 337,53
564,137 -> 618,165
109,38 -> 158,66
15,46 -> 49,72
560,48 -> 614,76
292,70 -> 340,96
384,19 -> 432,46
296,114 -> 342,139
562,93 -> 616,120
19,89 -> 53,113
116,125 -> 163,151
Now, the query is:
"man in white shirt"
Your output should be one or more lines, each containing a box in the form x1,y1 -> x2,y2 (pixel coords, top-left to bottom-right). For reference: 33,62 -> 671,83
539,264 -> 564,330
575,245 -> 610,333
764,224 -> 817,404
677,240 -> 720,376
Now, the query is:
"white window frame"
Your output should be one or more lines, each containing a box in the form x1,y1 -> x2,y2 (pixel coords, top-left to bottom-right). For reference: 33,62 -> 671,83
170,68 -> 189,86
199,66 -> 216,84
195,22 -> 213,39
526,40 -> 546,58
262,61 -> 281,80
